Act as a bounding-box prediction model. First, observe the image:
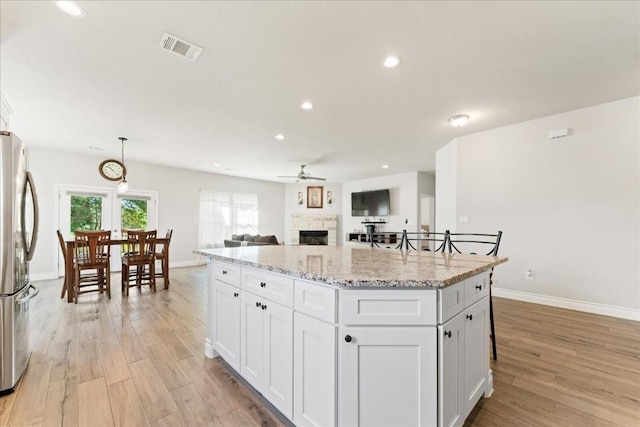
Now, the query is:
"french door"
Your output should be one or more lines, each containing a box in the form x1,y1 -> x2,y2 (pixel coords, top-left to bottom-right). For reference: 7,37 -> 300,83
57,185 -> 158,274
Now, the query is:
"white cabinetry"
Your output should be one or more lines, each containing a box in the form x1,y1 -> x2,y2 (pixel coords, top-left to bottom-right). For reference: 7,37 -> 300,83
463,298 -> 489,410
210,261 -> 241,371
293,280 -> 337,427
207,258 -> 493,427
438,272 -> 491,427
339,326 -> 437,427
438,312 -> 464,427
294,312 -> 337,427
240,288 -> 293,419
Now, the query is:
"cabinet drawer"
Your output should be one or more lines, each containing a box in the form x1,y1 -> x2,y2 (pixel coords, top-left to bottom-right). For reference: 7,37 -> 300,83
438,281 -> 465,324
243,267 -> 294,308
295,280 -> 337,324
465,271 -> 490,308
213,261 -> 241,287
340,289 -> 437,326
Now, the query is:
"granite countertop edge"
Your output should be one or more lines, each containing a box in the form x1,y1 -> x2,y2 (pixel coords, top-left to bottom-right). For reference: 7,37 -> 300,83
194,249 -> 508,289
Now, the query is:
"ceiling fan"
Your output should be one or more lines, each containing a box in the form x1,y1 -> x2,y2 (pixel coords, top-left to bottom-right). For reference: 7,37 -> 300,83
277,164 -> 326,182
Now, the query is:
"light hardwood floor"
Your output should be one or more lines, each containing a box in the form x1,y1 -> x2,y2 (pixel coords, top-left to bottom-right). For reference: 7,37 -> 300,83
1,265 -> 638,426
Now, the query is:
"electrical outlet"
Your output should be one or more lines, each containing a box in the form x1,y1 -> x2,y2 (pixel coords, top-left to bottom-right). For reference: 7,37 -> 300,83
526,270 -> 534,280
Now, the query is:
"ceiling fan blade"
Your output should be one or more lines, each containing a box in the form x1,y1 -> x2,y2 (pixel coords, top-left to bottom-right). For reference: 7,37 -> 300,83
277,175 -> 300,179
305,176 -> 326,181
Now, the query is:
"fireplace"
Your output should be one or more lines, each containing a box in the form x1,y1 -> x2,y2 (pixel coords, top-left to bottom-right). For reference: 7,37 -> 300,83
299,230 -> 328,245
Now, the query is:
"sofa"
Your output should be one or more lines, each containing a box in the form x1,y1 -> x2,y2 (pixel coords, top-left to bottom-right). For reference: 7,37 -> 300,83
224,234 -> 280,247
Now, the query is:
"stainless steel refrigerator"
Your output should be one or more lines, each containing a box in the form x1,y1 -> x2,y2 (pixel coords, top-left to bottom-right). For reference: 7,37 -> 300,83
0,131 -> 39,394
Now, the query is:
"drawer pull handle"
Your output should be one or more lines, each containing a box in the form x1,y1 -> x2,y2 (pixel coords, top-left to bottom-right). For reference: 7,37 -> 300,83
444,331 -> 452,338
260,281 -> 266,288
344,335 -> 352,343
262,304 -> 267,311
256,302 -> 262,308
222,270 -> 228,275
475,285 -> 482,290
233,292 -> 238,298
467,314 -> 473,321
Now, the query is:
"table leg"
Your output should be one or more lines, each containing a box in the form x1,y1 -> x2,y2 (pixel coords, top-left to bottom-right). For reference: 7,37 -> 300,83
164,245 -> 170,290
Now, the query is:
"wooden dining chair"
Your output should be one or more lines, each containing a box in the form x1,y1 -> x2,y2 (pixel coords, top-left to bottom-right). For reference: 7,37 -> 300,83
447,230 -> 503,360
56,230 -> 70,298
121,229 -> 157,296
73,230 -> 111,304
154,229 -> 172,289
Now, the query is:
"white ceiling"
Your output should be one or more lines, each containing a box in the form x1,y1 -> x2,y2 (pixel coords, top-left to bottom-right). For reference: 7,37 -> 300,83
1,1 -> 638,183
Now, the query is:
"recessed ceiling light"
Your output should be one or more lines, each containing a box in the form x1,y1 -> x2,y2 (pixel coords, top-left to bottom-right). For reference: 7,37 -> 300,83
384,56 -> 400,68
449,114 -> 470,127
213,163 -> 221,167
301,102 -> 313,110
274,134 -> 285,140
53,1 -> 86,17
382,164 -> 389,169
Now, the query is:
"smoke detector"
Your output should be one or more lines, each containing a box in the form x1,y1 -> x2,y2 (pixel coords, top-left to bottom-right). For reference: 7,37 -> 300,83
159,33 -> 203,62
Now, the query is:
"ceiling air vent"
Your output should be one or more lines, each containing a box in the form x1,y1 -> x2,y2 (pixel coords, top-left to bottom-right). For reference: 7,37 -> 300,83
159,32 -> 203,62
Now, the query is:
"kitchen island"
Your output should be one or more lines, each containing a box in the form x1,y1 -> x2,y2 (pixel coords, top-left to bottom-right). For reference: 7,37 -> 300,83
195,245 -> 508,427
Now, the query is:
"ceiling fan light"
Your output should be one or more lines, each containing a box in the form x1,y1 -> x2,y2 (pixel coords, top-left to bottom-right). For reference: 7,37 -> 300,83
449,114 -> 470,127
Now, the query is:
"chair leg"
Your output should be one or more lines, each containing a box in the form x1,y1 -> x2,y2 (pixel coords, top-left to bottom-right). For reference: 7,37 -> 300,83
74,269 -> 79,304
162,259 -> 169,290
150,262 -> 156,292
61,275 -> 67,298
490,287 -> 497,361
106,267 -> 111,299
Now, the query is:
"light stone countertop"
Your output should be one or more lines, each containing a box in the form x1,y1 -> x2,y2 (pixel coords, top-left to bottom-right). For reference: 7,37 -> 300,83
195,245 -> 508,288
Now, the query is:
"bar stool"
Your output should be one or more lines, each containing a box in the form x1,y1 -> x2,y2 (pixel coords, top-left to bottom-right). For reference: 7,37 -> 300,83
447,230 -> 503,360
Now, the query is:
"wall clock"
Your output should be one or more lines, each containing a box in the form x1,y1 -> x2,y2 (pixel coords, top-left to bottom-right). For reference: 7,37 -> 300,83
99,159 -> 126,181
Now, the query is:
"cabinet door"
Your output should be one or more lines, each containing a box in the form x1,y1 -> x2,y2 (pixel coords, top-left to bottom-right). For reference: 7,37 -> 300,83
464,297 -> 489,414
438,312 -> 465,427
212,280 -> 241,371
339,326 -> 437,427
240,290 -> 264,389
294,312 -> 336,427
262,300 -> 294,419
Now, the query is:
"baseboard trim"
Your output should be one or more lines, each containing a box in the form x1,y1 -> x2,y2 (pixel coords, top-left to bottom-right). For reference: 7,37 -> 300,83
30,272 -> 58,282
169,260 -> 206,268
492,287 -> 640,321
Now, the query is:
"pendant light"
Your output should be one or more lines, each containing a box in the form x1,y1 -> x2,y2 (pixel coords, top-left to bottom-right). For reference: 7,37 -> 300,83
117,137 -> 129,193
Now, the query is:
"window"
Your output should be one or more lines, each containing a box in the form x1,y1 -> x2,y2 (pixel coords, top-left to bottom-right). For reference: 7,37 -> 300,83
199,190 -> 258,248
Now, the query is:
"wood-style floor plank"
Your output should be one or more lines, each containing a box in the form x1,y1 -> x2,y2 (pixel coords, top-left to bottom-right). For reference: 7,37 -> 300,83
78,377 -> 114,427
0,266 -> 637,427
107,378 -> 148,427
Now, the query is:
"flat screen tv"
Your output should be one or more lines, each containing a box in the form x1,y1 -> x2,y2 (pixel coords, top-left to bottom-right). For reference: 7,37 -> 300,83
351,189 -> 390,217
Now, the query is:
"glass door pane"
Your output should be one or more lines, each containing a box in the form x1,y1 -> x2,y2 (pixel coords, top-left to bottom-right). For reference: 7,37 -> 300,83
57,186 -> 113,276
112,192 -> 157,272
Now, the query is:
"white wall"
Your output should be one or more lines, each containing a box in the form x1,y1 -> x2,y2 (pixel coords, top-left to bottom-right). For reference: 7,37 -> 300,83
435,139 -> 458,233
342,171 -> 421,238
27,148 -> 285,279
284,183 -> 342,244
438,96 -> 640,317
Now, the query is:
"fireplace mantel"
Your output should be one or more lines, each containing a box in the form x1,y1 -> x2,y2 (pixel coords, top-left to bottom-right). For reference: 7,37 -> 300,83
290,214 -> 337,245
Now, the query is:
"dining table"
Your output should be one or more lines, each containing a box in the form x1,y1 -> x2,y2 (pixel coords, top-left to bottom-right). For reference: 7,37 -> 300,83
64,236 -> 170,303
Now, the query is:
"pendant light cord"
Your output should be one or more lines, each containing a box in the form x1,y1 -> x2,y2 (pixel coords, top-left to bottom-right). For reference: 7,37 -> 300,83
119,137 -> 127,178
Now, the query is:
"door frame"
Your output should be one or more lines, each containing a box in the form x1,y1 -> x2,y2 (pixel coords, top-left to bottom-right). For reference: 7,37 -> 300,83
56,184 -> 158,276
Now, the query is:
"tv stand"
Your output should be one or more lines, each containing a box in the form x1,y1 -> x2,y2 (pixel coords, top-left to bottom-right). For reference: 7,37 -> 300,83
347,232 -> 398,245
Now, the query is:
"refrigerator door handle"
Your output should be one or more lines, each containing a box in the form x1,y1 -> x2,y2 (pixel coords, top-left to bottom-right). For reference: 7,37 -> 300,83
21,171 -> 39,262
16,284 -> 39,305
